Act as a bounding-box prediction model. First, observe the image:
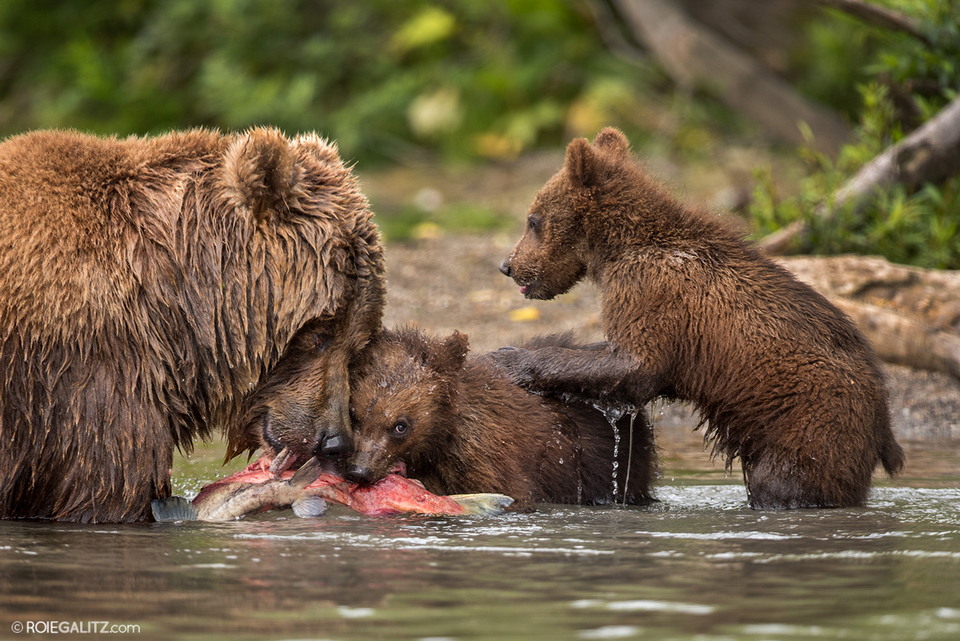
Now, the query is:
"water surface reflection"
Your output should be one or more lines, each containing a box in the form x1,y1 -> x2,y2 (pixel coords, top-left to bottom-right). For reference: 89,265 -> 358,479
1,441 -> 958,641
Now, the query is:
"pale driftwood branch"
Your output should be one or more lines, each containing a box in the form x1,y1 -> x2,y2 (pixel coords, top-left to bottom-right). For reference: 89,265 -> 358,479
612,0 -> 852,156
586,0 -> 649,65
834,299 -> 960,380
760,94 -> 960,253
816,0 -> 932,46
757,220 -> 806,256
833,95 -> 960,209
781,255 -> 960,380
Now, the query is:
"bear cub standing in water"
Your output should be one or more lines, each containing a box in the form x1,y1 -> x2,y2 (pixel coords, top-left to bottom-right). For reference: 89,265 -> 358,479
496,127 -> 904,509
342,327 -> 656,510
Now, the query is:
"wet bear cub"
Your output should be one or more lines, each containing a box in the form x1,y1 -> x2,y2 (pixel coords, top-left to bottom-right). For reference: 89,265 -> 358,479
496,127 -> 905,509
343,327 -> 656,510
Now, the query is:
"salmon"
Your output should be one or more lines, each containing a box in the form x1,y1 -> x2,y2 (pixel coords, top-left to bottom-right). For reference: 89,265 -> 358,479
152,457 -> 329,522
152,455 -> 513,522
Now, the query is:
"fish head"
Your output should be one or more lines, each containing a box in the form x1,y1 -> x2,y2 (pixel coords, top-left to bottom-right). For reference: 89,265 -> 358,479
345,327 -> 467,485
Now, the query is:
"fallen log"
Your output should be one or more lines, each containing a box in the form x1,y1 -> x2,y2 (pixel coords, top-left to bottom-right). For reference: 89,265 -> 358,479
815,0 -> 932,46
781,255 -> 960,380
833,298 -> 960,380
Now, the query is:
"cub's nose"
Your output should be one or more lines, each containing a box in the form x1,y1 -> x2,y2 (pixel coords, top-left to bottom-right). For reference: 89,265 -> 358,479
317,433 -> 353,458
344,464 -> 376,485
499,259 -> 512,278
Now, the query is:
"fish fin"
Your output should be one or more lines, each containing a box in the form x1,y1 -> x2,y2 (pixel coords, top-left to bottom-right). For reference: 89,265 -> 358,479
291,493 -> 329,518
288,457 -> 324,489
269,446 -> 294,476
448,493 -> 515,516
151,496 -> 200,522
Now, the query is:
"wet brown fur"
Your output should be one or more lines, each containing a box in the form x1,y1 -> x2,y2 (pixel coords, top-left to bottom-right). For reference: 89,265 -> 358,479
497,128 -> 904,509
345,327 -> 656,510
0,128 -> 384,523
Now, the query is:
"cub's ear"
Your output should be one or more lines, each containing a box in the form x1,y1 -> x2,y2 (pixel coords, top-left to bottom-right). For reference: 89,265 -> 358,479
222,127 -> 296,222
593,127 -> 629,157
564,137 -> 600,189
426,330 -> 470,376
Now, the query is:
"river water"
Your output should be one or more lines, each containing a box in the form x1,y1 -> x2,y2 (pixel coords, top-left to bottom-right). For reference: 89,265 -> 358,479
2,432 -> 958,641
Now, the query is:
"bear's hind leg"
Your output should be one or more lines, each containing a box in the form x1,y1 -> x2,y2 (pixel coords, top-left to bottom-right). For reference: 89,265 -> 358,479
742,445 -> 872,510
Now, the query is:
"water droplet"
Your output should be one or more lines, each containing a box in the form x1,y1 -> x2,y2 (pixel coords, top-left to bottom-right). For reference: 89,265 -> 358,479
589,400 -> 638,505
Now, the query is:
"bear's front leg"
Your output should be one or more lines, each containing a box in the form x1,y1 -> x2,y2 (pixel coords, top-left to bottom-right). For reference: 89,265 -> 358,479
487,344 -> 666,407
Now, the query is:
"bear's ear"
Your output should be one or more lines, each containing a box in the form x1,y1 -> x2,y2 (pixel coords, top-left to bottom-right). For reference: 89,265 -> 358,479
565,137 -> 600,189
426,330 -> 470,376
593,127 -> 629,157
222,128 -> 297,222
293,132 -> 343,167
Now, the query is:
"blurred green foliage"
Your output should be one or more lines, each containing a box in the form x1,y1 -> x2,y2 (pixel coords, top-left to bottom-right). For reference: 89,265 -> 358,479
3,0 -> 959,266
750,0 -> 960,269
0,0 -> 674,165
376,203 -> 513,243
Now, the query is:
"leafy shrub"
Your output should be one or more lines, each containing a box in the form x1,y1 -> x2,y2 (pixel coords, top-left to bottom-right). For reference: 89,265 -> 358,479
749,0 -> 960,268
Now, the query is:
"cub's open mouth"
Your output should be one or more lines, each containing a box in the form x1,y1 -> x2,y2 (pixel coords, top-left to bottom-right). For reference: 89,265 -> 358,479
519,281 -> 553,300
517,280 -> 541,298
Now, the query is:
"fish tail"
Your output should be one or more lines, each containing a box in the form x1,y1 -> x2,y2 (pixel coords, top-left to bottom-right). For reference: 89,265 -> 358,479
291,493 -> 329,518
151,496 -> 200,522
288,457 -> 324,489
448,493 -> 515,516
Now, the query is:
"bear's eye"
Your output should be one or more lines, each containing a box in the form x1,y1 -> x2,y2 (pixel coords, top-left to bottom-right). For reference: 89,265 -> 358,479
527,214 -> 541,234
391,419 -> 411,438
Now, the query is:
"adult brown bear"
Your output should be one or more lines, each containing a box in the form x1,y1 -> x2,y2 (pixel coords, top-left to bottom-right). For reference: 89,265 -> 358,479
495,128 -> 904,509
0,128 -> 384,523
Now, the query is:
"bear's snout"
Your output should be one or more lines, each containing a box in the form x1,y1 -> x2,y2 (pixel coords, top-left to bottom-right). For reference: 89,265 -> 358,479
499,259 -> 513,278
316,432 -> 354,458
344,464 -> 376,485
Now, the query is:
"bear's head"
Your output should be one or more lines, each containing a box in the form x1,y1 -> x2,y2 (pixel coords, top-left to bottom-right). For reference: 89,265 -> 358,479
342,328 -> 468,485
220,128 -> 384,470
499,127 -> 631,299
232,316 -> 361,470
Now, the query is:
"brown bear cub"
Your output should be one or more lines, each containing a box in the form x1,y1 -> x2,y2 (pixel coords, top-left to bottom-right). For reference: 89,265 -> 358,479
496,127 -> 904,509
0,128 -> 384,523
341,327 -> 656,509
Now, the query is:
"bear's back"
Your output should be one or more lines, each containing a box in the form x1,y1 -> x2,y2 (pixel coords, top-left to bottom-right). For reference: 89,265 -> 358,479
0,129 -> 222,221
457,354 -> 654,506
0,130 -> 225,328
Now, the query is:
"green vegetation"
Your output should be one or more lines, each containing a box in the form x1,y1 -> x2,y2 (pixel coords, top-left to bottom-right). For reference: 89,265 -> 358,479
750,0 -> 960,268
375,203 -> 514,243
1,0 -> 958,266
0,0 -> 672,165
